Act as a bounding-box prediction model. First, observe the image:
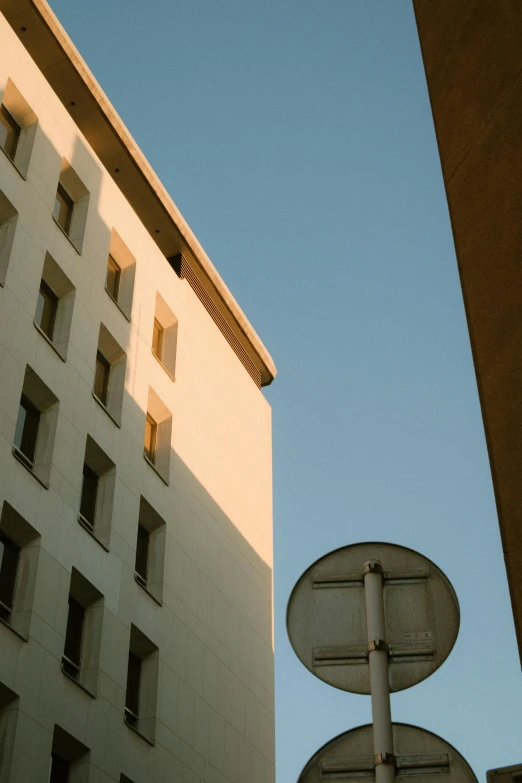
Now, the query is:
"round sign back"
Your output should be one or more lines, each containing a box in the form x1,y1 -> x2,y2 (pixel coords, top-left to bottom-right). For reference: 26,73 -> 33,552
286,542 -> 459,693
297,723 -> 478,783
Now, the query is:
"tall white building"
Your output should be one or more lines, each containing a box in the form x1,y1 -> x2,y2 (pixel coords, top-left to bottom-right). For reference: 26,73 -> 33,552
0,2 -> 276,781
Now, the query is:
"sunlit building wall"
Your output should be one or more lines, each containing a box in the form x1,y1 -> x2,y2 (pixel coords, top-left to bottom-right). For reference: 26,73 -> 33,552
0,2 -> 276,781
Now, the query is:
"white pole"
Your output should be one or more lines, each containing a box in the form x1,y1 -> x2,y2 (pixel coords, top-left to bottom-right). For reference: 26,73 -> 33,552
363,560 -> 396,783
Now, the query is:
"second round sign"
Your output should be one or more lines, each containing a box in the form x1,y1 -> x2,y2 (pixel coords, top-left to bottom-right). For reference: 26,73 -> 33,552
286,541 -> 459,694
297,722 -> 478,783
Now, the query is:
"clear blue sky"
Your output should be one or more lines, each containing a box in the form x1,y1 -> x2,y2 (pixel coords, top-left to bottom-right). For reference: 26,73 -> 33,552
48,1 -> 521,778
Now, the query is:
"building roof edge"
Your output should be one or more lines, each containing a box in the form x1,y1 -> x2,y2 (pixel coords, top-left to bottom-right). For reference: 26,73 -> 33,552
1,0 -> 276,385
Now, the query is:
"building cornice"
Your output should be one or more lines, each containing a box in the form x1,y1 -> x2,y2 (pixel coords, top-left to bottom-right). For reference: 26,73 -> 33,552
0,0 -> 276,387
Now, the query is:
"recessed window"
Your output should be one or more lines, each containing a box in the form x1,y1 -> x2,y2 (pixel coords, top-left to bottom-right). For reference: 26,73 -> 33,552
124,625 -> 158,743
135,525 -> 149,587
53,182 -> 73,235
78,436 -> 115,549
61,569 -> 103,694
34,253 -> 76,360
0,79 -> 38,178
54,159 -> 90,253
79,464 -> 99,531
49,726 -> 89,783
106,254 -> 121,301
125,651 -> 142,728
143,388 -> 172,484
152,292 -> 178,379
12,367 -> 59,487
94,351 -> 110,406
152,318 -> 164,361
62,596 -> 85,679
0,682 -> 19,781
105,229 -> 136,319
35,280 -> 58,340
0,188 -> 18,286
144,414 -> 157,464
134,497 -> 166,604
0,531 -> 19,624
0,104 -> 20,160
93,324 -> 126,425
49,754 -> 70,783
14,393 -> 40,467
0,502 -> 40,639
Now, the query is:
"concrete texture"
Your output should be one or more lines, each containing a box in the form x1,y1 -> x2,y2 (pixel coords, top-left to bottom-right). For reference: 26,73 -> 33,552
0,8 -> 275,781
0,0 -> 276,388
413,0 -> 522,666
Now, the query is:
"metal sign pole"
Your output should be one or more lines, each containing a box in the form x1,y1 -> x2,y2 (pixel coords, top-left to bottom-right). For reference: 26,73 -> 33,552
287,542 -> 474,782
363,560 -> 396,783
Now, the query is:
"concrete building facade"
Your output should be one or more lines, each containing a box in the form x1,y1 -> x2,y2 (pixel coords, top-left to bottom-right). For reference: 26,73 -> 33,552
413,0 -> 522,667
0,2 -> 276,781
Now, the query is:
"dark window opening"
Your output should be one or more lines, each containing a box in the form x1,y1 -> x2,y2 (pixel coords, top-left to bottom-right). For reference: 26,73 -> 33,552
152,318 -> 164,361
125,651 -> 142,728
0,531 -> 19,623
35,280 -> 58,340
49,753 -> 71,783
53,183 -> 73,235
0,104 -> 20,160
94,351 -> 110,406
106,254 -> 121,301
135,525 -> 150,586
14,393 -> 40,465
144,414 -> 157,464
80,464 -> 98,528
62,595 -> 85,679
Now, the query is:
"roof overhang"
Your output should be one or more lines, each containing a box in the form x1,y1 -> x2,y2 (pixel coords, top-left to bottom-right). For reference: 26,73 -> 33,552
0,0 -> 276,386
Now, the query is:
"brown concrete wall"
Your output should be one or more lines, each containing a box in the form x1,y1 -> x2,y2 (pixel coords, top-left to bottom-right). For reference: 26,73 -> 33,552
413,0 -> 522,664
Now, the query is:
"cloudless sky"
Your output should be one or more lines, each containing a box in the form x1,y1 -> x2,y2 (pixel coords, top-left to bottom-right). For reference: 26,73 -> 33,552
48,1 -> 522,779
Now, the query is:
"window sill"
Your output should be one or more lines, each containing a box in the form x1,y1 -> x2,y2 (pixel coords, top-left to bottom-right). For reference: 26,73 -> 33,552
124,715 -> 155,746
77,514 -> 110,552
61,661 -> 96,698
34,322 -> 66,362
92,392 -> 121,427
151,350 -> 175,381
52,216 -> 81,255
134,573 -> 163,606
0,143 -> 26,180
143,454 -> 169,486
105,287 -> 131,322
12,447 -> 49,489
0,615 -> 29,642
61,661 -> 96,699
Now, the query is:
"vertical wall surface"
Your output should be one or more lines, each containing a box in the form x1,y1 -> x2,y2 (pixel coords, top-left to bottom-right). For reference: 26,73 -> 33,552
413,0 -> 522,665
0,10 -> 274,782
